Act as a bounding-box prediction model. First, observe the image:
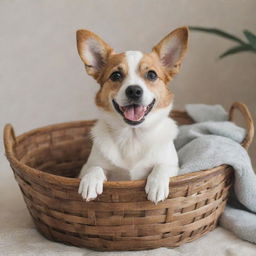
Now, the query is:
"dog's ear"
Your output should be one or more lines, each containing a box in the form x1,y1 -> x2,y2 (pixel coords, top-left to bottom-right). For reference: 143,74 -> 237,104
153,27 -> 188,77
76,30 -> 113,79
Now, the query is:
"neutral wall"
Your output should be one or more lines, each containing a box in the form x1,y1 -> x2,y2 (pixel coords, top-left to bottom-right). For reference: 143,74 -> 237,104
1,0 -> 255,166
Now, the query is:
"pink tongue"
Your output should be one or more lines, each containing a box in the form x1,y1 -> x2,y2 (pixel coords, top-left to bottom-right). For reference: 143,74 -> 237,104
123,105 -> 145,121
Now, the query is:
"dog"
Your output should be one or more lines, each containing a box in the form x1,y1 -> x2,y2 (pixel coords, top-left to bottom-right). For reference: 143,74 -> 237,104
76,27 -> 188,204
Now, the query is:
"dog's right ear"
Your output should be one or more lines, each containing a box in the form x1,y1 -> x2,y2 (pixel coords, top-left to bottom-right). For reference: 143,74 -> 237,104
76,30 -> 113,79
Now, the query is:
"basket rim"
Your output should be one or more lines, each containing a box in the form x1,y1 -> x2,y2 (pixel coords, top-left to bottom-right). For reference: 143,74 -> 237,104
4,114 -> 231,189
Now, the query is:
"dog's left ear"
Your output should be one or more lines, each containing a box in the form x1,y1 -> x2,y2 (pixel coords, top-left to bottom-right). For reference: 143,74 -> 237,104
153,27 -> 188,77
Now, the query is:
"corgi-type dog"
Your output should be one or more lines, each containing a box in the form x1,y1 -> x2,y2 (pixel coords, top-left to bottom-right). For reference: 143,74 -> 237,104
77,27 -> 188,204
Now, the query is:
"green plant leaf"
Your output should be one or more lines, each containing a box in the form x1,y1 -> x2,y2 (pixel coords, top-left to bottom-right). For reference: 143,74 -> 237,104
243,30 -> 256,49
219,44 -> 255,59
189,26 -> 246,45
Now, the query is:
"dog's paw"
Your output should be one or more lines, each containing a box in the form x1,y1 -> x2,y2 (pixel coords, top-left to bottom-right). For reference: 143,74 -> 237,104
78,167 -> 106,201
145,173 -> 169,204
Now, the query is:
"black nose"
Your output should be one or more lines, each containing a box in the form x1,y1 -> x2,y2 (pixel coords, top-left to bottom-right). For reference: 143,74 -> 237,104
125,85 -> 143,100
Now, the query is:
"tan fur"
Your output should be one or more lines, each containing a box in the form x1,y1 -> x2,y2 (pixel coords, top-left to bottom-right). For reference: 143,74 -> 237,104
95,53 -> 127,111
138,52 -> 174,109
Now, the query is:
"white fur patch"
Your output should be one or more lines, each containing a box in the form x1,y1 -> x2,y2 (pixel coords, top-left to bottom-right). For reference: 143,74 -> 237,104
125,50 -> 143,84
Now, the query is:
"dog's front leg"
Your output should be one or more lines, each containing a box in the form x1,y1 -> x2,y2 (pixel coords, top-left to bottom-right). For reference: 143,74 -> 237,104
145,164 -> 178,204
78,166 -> 106,201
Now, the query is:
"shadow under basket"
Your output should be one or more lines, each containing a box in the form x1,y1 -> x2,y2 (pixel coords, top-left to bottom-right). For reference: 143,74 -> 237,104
3,102 -> 254,251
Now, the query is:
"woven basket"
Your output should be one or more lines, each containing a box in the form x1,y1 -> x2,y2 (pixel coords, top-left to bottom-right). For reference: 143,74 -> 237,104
4,102 -> 254,251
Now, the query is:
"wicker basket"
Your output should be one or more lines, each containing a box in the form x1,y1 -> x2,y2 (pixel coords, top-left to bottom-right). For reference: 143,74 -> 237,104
3,102 -> 254,251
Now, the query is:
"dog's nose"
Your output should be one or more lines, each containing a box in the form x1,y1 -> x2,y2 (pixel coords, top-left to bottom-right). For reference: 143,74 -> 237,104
125,85 -> 143,100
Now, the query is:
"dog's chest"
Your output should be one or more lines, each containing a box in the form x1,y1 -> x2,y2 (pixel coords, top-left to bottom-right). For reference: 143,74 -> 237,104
92,118 -> 177,180
106,132 -> 152,180
114,129 -> 148,168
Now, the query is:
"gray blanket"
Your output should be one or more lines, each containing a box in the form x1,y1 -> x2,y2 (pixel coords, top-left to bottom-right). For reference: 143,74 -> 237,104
175,104 -> 256,244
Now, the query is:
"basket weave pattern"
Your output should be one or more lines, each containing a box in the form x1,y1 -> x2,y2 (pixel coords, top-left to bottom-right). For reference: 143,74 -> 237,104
4,102 -> 254,251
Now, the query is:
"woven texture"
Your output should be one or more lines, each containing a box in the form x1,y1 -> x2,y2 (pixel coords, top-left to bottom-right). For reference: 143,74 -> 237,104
3,102 -> 254,251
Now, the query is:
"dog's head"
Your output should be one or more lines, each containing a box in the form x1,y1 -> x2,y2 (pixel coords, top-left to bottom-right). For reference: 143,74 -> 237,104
77,27 -> 188,126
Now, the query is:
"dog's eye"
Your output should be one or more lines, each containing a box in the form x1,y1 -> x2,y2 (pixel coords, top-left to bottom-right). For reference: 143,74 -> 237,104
146,70 -> 158,81
110,71 -> 123,82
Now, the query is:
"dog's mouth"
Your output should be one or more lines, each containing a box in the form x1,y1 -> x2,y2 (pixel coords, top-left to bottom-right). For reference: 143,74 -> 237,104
112,99 -> 155,125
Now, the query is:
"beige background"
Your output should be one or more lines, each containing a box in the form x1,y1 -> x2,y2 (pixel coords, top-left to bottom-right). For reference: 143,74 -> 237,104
0,1 -> 256,255
0,0 -> 255,164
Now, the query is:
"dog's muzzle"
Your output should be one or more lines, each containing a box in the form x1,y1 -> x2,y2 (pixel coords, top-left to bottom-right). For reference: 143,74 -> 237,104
112,98 -> 155,126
